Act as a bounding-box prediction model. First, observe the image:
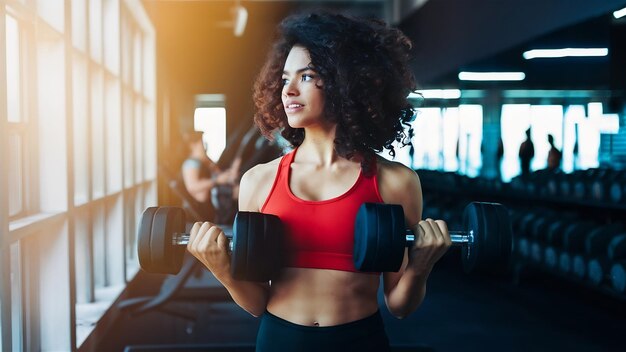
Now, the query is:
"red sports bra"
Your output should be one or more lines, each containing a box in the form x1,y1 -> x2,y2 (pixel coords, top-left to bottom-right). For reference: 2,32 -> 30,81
261,148 -> 384,273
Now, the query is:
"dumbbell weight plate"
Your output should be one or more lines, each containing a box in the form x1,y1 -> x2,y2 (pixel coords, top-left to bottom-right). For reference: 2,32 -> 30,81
151,207 -> 187,275
572,255 -> 586,279
588,258 -> 610,286
585,225 -> 624,256
353,203 -> 406,272
138,207 -> 159,272
462,202 -> 513,274
610,181 -> 623,203
231,211 -> 284,281
557,222 -> 595,274
608,235 -> 626,261
611,261 -> 626,293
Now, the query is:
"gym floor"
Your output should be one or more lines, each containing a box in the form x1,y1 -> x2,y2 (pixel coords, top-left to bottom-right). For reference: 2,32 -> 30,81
95,251 -> 626,352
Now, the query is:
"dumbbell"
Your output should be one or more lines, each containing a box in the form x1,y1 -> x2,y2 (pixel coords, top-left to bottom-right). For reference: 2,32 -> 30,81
137,207 -> 284,281
608,171 -> 626,204
353,202 -> 513,274
558,222 -> 596,274
529,215 -> 562,264
515,212 -> 539,259
589,173 -> 611,203
542,218 -> 571,269
140,202 -> 513,279
576,224 -> 623,284
545,174 -> 561,198
609,235 -> 626,293
610,180 -> 625,204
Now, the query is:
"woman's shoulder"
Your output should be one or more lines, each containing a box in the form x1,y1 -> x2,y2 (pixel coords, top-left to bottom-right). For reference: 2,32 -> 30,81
375,156 -> 418,180
241,155 -> 283,183
239,155 -> 285,211
375,155 -> 422,204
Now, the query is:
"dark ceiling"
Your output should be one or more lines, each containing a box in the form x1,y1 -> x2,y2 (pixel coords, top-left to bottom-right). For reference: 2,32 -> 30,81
399,0 -> 626,89
142,0 -> 626,134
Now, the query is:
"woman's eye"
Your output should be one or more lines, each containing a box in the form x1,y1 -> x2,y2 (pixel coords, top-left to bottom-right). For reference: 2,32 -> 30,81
302,74 -> 314,81
281,78 -> 289,85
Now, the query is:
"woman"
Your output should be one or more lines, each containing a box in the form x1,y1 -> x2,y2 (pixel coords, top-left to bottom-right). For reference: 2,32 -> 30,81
187,12 -> 451,351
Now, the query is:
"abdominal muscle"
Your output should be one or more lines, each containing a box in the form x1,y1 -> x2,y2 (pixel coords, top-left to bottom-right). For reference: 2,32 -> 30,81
266,267 -> 381,327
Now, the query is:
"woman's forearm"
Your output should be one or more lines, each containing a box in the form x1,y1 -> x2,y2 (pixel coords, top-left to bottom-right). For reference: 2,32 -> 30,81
217,275 -> 270,317
385,266 -> 431,319
186,178 -> 216,194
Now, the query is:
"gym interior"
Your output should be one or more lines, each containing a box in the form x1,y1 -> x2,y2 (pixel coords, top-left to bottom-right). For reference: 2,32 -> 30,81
1,0 -> 626,351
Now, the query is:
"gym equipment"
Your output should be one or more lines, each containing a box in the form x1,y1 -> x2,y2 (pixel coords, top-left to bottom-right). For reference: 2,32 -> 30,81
528,215 -> 562,264
572,224 -> 623,283
138,207 -> 284,281
609,236 -> 626,292
609,177 -> 625,204
589,172 -> 612,202
558,222 -> 595,274
611,260 -> 626,293
139,201 -> 514,280
353,202 -> 513,274
542,219 -> 571,269
515,212 -> 539,259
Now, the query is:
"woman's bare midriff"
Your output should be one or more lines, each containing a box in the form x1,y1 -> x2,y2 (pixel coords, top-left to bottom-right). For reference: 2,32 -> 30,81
266,267 -> 380,327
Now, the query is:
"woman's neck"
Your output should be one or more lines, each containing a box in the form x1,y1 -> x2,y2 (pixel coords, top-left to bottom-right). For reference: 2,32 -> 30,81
298,124 -> 348,167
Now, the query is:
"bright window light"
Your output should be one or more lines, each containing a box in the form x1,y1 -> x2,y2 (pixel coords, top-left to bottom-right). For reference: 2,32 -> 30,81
594,114 -> 620,134
194,107 -> 226,162
410,89 -> 461,99
614,7 -> 626,19
458,71 -> 525,81
523,48 -> 608,60
588,102 -> 603,117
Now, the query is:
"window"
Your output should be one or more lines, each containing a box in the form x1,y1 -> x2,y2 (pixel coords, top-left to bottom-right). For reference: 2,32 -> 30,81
194,107 -> 227,162
1,1 -> 157,350
7,14 -> 27,219
384,105 -> 483,177
500,101 -> 608,181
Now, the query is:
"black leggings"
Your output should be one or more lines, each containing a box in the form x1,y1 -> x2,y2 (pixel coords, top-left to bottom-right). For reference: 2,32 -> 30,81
255,310 -> 390,352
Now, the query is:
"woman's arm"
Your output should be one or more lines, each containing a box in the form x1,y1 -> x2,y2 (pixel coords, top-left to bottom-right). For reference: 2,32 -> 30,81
182,161 -> 235,203
182,166 -> 217,195
378,160 -> 451,319
186,165 -> 274,317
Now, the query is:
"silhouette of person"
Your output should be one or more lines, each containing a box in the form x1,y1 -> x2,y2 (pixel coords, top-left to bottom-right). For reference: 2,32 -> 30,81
547,134 -> 562,171
518,128 -> 534,177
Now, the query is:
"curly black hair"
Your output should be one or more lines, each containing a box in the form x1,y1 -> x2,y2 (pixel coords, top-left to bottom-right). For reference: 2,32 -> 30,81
253,12 -> 416,174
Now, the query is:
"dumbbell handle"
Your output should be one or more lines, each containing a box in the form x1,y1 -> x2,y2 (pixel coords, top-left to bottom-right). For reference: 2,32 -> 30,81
172,228 -> 472,247
406,229 -> 473,246
172,226 -> 234,251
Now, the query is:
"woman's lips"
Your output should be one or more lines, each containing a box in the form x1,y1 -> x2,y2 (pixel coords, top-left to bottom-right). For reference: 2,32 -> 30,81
285,104 -> 305,114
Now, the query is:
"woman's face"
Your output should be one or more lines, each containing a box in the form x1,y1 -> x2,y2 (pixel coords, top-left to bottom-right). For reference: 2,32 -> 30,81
281,46 -> 325,129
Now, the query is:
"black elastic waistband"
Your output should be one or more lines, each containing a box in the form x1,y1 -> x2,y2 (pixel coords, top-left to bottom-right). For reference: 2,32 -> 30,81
262,309 -> 383,333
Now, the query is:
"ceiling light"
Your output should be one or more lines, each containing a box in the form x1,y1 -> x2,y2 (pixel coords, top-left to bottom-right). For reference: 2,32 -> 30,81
614,7 -> 626,19
523,48 -> 608,59
409,89 -> 461,99
458,72 -> 525,81
233,5 -> 248,37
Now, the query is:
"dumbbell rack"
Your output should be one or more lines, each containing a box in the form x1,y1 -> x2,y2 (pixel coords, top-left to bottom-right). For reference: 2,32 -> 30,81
513,256 -> 626,301
418,170 -> 626,301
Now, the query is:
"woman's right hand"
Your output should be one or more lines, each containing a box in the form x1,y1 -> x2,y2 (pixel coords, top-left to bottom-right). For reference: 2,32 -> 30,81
187,222 -> 232,280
